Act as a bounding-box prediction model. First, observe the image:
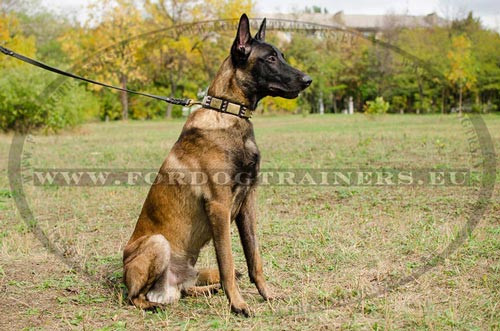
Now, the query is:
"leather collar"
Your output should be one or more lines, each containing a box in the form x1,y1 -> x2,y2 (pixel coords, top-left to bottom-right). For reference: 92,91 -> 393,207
201,95 -> 253,119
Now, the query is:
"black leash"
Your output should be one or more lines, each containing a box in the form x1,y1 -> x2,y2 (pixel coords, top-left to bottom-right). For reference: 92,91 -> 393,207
0,45 -> 199,107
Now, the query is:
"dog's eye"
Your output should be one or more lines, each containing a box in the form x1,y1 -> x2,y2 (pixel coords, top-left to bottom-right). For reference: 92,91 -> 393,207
266,55 -> 277,63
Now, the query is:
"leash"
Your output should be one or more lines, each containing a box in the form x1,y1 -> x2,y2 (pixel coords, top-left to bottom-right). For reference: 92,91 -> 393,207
0,45 -> 196,107
0,45 -> 253,118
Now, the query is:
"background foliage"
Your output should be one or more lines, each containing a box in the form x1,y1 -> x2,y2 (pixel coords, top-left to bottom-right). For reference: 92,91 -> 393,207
1,0 -> 499,132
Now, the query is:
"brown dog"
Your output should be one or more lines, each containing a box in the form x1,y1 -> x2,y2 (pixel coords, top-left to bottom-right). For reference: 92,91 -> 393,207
123,13 -> 312,316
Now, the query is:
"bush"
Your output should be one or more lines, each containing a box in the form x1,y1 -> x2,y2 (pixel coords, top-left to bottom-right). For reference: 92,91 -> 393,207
260,96 -> 298,114
98,89 -> 122,121
0,66 -> 99,132
363,97 -> 390,114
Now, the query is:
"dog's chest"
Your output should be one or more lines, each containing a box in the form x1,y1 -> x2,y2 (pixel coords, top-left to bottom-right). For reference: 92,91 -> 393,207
229,137 -> 260,218
231,137 -> 260,183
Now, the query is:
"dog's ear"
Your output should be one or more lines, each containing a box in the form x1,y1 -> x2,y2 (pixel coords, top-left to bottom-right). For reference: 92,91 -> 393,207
254,18 -> 266,41
231,13 -> 252,64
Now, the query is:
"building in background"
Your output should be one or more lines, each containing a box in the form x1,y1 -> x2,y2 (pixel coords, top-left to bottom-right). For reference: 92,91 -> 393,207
262,11 -> 449,35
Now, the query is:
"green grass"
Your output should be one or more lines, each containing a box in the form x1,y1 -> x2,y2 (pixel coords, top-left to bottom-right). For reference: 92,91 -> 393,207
0,114 -> 499,330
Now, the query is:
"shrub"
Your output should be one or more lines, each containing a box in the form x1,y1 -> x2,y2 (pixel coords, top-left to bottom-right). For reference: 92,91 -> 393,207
98,89 -> 122,121
260,96 -> 298,114
171,107 -> 183,118
0,66 -> 99,132
363,97 -> 390,114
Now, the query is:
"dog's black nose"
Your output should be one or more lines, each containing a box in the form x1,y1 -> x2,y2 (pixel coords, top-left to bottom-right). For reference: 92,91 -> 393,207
301,75 -> 312,87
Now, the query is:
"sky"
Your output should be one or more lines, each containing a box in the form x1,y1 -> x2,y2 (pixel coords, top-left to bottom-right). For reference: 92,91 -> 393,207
42,0 -> 500,31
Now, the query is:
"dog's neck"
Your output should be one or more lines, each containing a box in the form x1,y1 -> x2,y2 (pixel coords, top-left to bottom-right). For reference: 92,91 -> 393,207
207,58 -> 261,110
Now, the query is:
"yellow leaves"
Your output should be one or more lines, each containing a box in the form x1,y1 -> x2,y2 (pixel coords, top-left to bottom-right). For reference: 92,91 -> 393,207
0,14 -> 10,41
58,0 -> 149,88
58,27 -> 87,62
55,0 -> 256,111
204,0 -> 254,19
168,36 -> 195,55
0,13 -> 36,69
261,96 -> 298,113
447,34 -> 477,90
288,56 -> 299,67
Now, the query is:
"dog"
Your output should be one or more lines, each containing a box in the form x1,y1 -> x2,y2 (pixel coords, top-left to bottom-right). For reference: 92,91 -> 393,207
123,13 -> 312,317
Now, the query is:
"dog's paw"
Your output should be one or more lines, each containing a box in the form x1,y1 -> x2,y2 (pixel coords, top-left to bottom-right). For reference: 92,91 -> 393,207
257,285 -> 281,301
147,286 -> 180,304
146,290 -> 168,304
230,302 -> 253,317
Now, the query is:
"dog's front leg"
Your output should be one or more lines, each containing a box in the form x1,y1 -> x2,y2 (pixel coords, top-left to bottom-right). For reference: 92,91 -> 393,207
235,188 -> 273,301
206,199 -> 251,317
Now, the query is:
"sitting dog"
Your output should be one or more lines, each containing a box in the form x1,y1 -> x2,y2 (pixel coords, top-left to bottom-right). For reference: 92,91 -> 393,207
123,13 -> 312,316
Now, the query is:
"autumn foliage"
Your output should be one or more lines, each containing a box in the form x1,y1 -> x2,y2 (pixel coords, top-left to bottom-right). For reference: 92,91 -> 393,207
1,1 -> 499,132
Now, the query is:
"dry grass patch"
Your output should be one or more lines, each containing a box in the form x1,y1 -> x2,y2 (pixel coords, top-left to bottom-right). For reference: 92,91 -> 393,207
0,114 -> 499,330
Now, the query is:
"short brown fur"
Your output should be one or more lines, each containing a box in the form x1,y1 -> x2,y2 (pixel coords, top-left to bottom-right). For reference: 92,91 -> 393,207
123,14 -> 311,316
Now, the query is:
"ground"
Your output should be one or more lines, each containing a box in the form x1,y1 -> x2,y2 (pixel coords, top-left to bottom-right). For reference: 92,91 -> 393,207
0,114 -> 499,330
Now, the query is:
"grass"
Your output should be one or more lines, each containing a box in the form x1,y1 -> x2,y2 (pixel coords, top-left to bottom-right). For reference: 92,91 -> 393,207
0,114 -> 499,330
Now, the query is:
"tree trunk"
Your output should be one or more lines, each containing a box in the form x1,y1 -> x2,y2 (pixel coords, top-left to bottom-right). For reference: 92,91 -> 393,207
475,91 -> 480,112
166,103 -> 173,119
165,74 -> 177,119
458,85 -> 463,115
120,74 -> 128,120
332,94 -> 338,113
348,96 -> 354,114
319,91 -> 324,115
441,88 -> 445,114
417,77 -> 424,115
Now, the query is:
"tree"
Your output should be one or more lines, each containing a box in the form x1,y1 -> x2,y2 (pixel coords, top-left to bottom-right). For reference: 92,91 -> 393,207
395,27 -> 451,113
447,34 -> 477,114
60,0 -> 147,120
141,0 -> 254,117
142,0 -> 208,118
285,33 -> 346,113
462,13 -> 500,112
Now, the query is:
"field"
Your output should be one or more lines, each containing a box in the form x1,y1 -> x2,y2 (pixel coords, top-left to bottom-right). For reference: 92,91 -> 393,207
0,114 -> 499,330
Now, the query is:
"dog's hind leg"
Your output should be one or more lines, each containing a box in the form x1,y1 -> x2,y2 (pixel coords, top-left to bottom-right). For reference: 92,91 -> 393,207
123,234 -> 179,308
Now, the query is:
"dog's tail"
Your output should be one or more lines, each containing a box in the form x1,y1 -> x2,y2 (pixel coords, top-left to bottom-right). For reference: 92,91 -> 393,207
196,268 -> 243,286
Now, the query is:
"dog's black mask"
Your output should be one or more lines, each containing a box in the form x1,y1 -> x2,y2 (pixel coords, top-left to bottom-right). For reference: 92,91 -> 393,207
231,14 -> 312,99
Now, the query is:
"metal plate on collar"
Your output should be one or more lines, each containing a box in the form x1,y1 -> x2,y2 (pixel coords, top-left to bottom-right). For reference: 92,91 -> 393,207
209,97 -> 223,109
226,102 -> 241,115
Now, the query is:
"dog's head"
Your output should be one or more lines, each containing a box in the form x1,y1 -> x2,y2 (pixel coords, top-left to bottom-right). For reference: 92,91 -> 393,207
231,14 -> 312,99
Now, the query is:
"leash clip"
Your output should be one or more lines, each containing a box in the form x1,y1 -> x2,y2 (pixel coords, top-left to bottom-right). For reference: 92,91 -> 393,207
186,99 -> 202,107
0,45 -> 14,56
